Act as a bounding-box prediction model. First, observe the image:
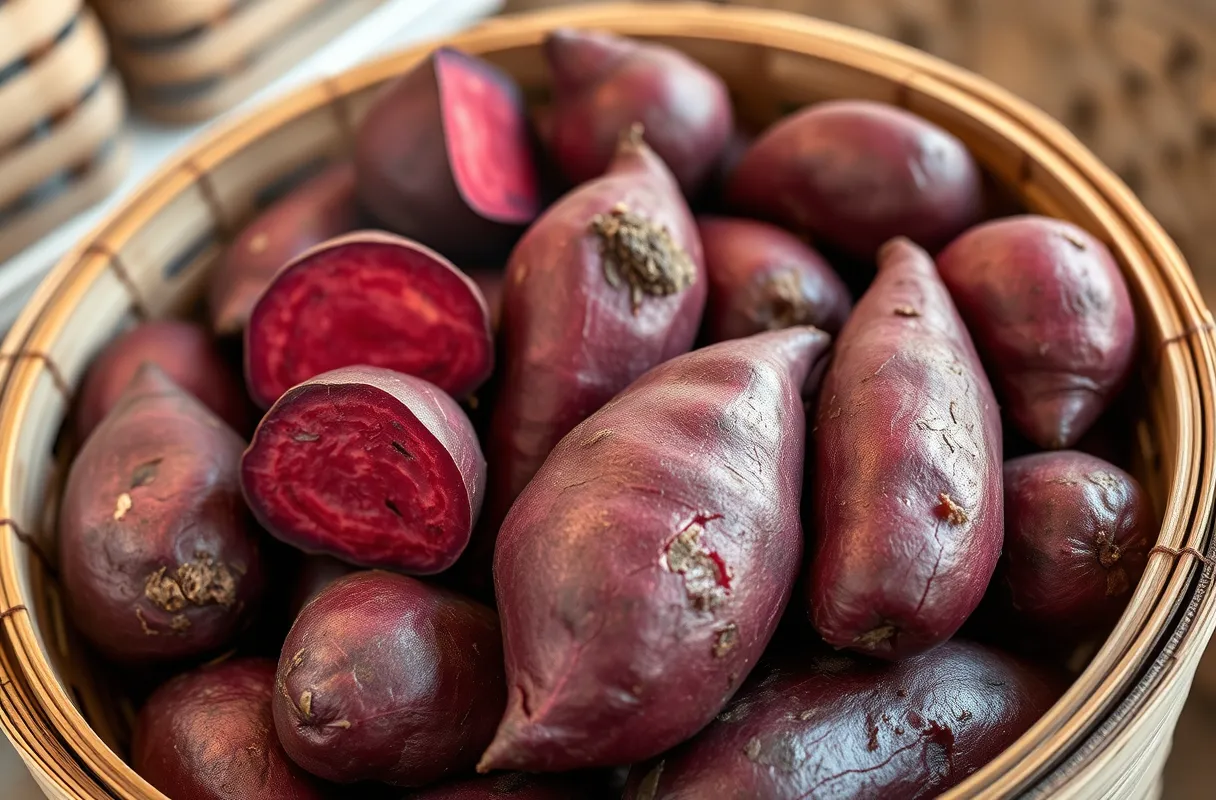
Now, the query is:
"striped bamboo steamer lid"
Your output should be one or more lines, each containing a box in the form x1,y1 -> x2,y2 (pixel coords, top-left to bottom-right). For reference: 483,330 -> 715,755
0,0 -> 128,263
0,3 -> 1212,798
90,0 -> 391,123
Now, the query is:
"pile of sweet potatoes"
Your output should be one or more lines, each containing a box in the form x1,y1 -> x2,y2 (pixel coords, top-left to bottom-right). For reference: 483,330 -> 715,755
54,28 -> 1153,800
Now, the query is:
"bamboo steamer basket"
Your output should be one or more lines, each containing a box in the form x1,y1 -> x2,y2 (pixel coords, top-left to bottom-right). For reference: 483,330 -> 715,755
0,0 -> 128,263
0,3 -> 1213,798
91,0 -> 390,123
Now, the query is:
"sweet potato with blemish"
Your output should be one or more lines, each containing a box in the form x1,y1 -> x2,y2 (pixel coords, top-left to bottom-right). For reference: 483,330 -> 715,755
808,238 -> 1002,660
134,658 -> 334,800
75,320 -> 249,441
242,366 -> 485,574
273,571 -> 505,787
623,640 -> 1063,799
726,100 -> 983,258
407,773 -> 585,799
244,232 -> 493,408
698,216 -> 851,341
479,327 -> 831,773
208,162 -> 361,338
999,451 -> 1152,637
936,215 -> 1137,449
483,128 -> 707,529
60,364 -> 263,664
356,47 -> 541,261
542,28 -> 733,195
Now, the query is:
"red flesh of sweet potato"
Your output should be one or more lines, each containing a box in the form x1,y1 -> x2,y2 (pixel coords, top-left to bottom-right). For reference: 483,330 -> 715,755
484,129 -> 707,526
244,231 -> 493,408
936,215 -> 1137,449
542,28 -> 733,195
1000,451 -> 1152,636
60,365 -> 263,664
808,238 -> 1002,660
208,162 -> 361,338
623,640 -> 1063,799
726,100 -> 983,258
75,320 -> 249,441
135,658 -> 333,800
356,47 -> 540,260
480,327 -> 832,773
698,215 -> 851,341
242,366 -> 486,574
273,571 -> 505,786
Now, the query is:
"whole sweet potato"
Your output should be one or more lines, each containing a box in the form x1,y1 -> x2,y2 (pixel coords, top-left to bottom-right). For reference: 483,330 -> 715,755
133,658 -> 333,800
208,162 -> 361,338
407,773 -> 585,799
698,216 -> 850,341
273,571 -> 505,787
75,320 -> 249,441
936,215 -> 1137,449
60,365 -> 263,664
479,327 -> 831,773
1000,451 -> 1152,636
809,238 -> 1002,660
356,47 -> 540,260
542,28 -> 733,195
242,366 -> 485,574
244,232 -> 494,408
623,640 -> 1063,799
726,100 -> 983,258
483,128 -> 707,528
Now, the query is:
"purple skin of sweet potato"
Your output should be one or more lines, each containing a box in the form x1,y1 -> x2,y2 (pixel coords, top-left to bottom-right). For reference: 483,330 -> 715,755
479,327 -> 832,773
808,238 -> 1002,660
622,640 -> 1064,799
542,28 -> 733,195
484,129 -> 707,527
406,773 -> 586,799
936,215 -> 1137,449
1000,451 -> 1152,637
75,319 -> 249,441
467,268 -> 506,330
273,571 -> 505,787
726,100 -> 983,259
60,364 -> 263,665
242,366 -> 486,574
356,47 -> 541,261
208,162 -> 361,338
134,659 -> 334,800
244,231 -> 494,409
698,215 -> 851,341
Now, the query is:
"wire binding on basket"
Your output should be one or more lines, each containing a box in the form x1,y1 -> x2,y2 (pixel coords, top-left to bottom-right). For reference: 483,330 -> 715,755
82,242 -> 151,320
0,518 -> 57,577
1148,544 -> 1214,567
0,350 -> 70,401
322,77 -> 358,153
182,159 -> 232,234
0,604 -> 28,623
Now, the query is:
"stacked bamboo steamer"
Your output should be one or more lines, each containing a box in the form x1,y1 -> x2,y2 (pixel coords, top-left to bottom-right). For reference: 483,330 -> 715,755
90,0 -> 392,123
0,0 -> 127,263
0,3 -> 1213,799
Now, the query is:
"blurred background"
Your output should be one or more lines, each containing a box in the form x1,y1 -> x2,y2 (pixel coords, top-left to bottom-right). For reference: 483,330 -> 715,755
2,0 -> 1216,796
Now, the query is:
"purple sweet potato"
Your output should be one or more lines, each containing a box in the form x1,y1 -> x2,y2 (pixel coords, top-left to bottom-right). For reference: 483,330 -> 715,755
726,100 -> 983,258
208,162 -> 361,337
244,231 -> 493,408
479,327 -> 832,773
75,319 -> 249,441
936,215 -> 1137,449
1000,451 -> 1152,636
407,773 -> 585,799
356,47 -> 540,260
60,365 -> 263,663
288,555 -> 357,619
484,128 -> 707,526
623,640 -> 1064,799
273,571 -> 505,786
242,366 -> 485,574
808,238 -> 1002,660
542,28 -> 733,195
134,658 -> 333,800
698,216 -> 850,341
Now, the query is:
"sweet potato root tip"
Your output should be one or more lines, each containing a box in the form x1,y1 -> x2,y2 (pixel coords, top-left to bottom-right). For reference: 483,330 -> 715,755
244,232 -> 493,408
242,366 -> 485,574
592,204 -> 696,312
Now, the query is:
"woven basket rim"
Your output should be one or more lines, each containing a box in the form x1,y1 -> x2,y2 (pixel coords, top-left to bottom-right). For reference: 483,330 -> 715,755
0,3 -> 1213,798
